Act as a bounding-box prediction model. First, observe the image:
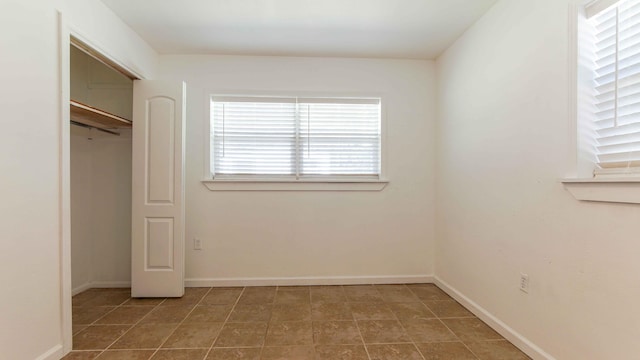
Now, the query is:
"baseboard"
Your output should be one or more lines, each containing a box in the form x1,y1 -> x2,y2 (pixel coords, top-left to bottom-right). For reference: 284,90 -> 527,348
186,274 -> 434,287
35,344 -> 63,360
72,282 -> 93,296
90,280 -> 131,288
434,276 -> 555,360
72,281 -> 131,295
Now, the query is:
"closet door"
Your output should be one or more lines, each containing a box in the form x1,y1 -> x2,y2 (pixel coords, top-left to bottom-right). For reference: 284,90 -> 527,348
131,81 -> 186,297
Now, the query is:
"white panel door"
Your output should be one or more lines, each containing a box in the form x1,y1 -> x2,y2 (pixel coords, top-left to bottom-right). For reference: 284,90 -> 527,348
132,80 -> 186,297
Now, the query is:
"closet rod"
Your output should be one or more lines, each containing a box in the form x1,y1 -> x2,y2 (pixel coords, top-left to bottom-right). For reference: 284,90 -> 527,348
71,120 -> 120,136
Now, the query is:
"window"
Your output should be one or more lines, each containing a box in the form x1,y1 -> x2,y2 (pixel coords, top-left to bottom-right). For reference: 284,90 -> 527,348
562,0 -> 640,204
584,0 -> 640,176
209,95 -> 382,181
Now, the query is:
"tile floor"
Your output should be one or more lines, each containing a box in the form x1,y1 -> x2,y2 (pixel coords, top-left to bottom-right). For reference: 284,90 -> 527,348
65,284 -> 530,360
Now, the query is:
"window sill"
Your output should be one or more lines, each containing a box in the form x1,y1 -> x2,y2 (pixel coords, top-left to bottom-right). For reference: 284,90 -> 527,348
202,178 -> 389,191
561,178 -> 640,204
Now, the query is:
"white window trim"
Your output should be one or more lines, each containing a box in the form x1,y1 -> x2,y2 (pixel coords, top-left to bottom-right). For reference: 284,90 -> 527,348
563,0 -> 640,204
201,89 -> 388,191
561,177 -> 640,203
202,178 -> 388,191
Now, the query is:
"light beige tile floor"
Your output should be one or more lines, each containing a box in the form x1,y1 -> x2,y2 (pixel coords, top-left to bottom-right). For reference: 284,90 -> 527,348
64,284 -> 530,360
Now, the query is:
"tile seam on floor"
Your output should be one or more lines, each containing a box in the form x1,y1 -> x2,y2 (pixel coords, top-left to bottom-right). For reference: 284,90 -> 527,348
257,285 -> 277,360
107,297 -> 168,353
413,283 -> 481,360
148,287 -> 214,359
352,301 -> 374,360
92,294 -> 168,358
78,296 -> 125,328
436,315 -> 481,360
437,316 -> 477,319
393,284 -> 427,360
73,292 -> 158,354
203,286 -> 247,360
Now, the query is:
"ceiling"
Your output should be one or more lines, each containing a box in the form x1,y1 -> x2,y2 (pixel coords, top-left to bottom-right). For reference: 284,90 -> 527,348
100,0 -> 498,59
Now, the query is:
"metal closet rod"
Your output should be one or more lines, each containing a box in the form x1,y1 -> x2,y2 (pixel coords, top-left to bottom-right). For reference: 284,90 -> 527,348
70,120 -> 120,136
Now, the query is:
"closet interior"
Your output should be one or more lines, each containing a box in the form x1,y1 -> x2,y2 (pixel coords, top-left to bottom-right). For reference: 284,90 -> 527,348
70,43 -> 134,295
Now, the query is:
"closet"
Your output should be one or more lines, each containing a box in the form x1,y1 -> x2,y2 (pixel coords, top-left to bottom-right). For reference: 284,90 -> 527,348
70,43 -> 134,294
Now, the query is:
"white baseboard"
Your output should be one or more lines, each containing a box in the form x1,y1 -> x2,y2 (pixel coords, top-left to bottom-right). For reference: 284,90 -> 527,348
186,275 -> 434,287
35,344 -> 63,360
72,282 -> 93,296
90,280 -> 131,288
72,281 -> 131,295
434,276 -> 555,360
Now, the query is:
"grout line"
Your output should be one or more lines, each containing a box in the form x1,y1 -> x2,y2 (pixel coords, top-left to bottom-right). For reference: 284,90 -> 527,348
437,317 -> 480,360
101,297 -> 168,355
352,306 -> 373,360
360,341 -> 416,345
203,286 -> 247,360
257,286 -> 279,359
409,282 -> 483,359
391,284 -> 426,360
308,284 -> 316,355
71,289 -> 164,358
78,290 -> 131,327
78,289 -> 168,358
482,339 -> 512,342
148,287 -> 214,359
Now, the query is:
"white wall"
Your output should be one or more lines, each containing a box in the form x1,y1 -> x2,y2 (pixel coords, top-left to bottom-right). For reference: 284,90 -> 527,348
0,0 -> 156,358
89,131 -> 132,286
71,127 -> 132,293
71,128 -> 93,290
436,0 -> 640,359
158,55 -> 436,284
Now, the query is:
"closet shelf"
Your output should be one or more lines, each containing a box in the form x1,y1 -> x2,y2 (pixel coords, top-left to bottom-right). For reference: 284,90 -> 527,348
70,100 -> 132,130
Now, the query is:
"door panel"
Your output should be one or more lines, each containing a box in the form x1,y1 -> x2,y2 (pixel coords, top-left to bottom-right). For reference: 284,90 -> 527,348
146,218 -> 174,269
146,97 -> 175,203
132,80 -> 186,297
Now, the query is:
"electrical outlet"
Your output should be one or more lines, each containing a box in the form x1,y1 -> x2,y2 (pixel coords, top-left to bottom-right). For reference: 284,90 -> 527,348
194,238 -> 202,250
520,273 -> 529,293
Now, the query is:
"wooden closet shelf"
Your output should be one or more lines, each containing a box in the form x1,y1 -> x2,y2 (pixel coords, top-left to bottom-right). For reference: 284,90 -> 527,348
70,100 -> 132,129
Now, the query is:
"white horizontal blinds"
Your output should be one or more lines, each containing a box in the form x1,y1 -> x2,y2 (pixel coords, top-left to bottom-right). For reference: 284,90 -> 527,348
586,0 -> 622,18
592,0 -> 640,170
298,98 -> 381,176
211,97 -> 297,175
211,96 -> 381,178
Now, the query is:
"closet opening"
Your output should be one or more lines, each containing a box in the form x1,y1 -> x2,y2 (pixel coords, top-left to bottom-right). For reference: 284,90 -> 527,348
69,37 -> 137,330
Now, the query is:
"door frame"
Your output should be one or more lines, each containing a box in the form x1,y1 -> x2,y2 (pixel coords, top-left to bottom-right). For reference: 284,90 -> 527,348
58,12 -> 146,354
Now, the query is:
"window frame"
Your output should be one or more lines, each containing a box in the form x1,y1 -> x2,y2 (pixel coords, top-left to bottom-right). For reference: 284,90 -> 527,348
202,90 -> 388,191
563,0 -> 640,204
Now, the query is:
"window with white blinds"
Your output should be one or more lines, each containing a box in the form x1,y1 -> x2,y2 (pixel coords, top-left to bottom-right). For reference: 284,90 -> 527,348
589,0 -> 640,173
210,96 -> 381,179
